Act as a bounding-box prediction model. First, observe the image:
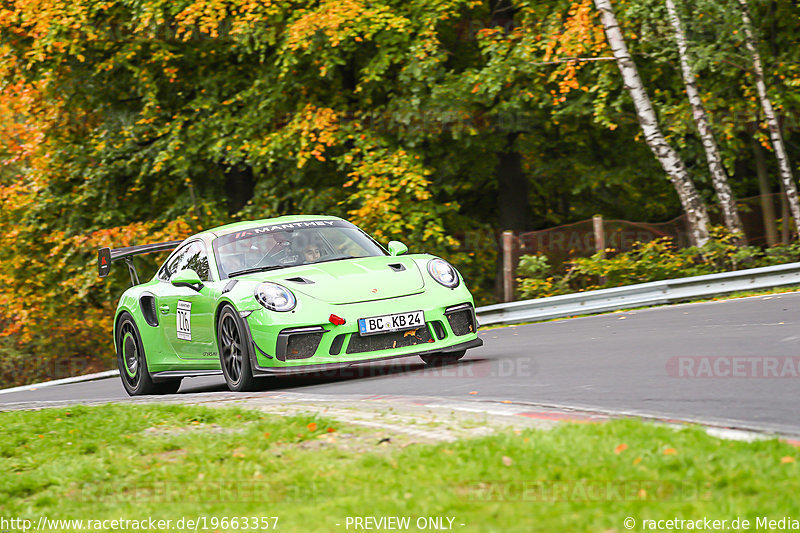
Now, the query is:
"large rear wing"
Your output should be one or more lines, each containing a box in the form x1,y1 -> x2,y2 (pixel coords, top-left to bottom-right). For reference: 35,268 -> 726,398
98,240 -> 183,285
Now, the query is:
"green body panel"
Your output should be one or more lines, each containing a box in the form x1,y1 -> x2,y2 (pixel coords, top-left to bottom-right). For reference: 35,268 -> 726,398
112,216 -> 480,376
116,280 -> 223,372
241,254 -> 477,368
269,256 -> 425,304
159,282 -> 220,360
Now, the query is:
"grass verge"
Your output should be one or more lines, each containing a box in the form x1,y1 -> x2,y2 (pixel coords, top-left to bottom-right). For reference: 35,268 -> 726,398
1,404 -> 798,532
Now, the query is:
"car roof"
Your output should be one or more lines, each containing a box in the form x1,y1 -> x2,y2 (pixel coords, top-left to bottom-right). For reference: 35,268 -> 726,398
197,215 -> 349,240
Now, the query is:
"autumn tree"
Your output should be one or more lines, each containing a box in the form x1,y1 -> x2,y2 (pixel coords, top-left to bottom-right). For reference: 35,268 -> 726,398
593,0 -> 711,245
2,0 -> 800,384
665,0 -> 744,239
736,0 -> 800,236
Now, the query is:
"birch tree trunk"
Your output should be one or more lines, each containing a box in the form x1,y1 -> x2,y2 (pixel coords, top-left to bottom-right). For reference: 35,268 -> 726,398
737,0 -> 800,238
751,131 -> 779,246
665,0 -> 745,240
593,0 -> 711,246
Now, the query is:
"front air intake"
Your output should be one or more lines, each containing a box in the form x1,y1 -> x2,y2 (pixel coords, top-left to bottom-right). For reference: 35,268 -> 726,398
276,326 -> 328,361
346,325 -> 433,354
286,333 -> 323,360
444,304 -> 476,336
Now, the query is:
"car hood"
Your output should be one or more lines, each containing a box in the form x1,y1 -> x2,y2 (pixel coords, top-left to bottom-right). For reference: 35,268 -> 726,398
247,256 -> 426,304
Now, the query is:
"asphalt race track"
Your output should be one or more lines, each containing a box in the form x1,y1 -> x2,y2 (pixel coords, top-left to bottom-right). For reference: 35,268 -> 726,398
3,292 -> 800,436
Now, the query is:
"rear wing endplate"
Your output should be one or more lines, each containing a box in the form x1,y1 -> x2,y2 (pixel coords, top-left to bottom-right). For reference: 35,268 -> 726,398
98,240 -> 183,285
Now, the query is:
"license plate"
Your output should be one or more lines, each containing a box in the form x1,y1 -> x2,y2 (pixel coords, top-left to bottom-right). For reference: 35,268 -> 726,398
358,310 -> 425,336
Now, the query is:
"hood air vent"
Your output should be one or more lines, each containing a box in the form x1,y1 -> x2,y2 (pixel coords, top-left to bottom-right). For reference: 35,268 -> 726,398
285,276 -> 314,284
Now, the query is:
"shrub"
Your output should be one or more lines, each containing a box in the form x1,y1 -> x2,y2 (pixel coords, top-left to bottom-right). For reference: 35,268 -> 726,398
516,227 -> 800,300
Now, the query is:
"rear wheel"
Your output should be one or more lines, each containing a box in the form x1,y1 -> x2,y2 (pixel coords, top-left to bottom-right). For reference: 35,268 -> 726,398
420,349 -> 466,366
117,312 -> 182,396
217,305 -> 257,392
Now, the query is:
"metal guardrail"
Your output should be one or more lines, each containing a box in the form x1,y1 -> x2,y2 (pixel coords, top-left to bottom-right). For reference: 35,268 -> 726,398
475,261 -> 800,326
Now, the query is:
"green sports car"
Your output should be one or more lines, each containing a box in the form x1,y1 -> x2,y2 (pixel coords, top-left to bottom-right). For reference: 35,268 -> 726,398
99,215 -> 482,395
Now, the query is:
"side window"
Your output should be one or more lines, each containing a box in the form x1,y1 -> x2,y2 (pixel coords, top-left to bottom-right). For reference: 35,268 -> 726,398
158,242 -> 211,282
158,244 -> 192,281
184,245 -> 211,282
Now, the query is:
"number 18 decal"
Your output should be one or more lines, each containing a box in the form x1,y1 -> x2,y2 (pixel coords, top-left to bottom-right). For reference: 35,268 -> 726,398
177,300 -> 192,341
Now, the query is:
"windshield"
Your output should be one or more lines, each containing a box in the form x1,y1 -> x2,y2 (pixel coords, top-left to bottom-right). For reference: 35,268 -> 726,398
212,220 -> 387,278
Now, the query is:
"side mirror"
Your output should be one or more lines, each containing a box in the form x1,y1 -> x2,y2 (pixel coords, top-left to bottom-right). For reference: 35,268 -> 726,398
388,241 -> 408,256
171,269 -> 204,292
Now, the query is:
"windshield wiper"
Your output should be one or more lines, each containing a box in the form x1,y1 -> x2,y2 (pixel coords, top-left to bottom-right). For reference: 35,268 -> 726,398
313,255 -> 357,265
228,265 -> 284,278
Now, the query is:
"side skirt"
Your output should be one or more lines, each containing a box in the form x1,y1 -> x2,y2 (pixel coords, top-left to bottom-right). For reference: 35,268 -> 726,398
150,370 -> 223,382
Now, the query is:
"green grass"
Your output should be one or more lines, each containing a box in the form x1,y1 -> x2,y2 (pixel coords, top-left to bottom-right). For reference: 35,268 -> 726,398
1,404 -> 799,532
682,284 -> 800,304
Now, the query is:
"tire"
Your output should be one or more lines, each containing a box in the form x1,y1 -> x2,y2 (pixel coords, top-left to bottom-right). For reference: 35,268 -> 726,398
420,349 -> 466,366
117,312 -> 182,396
217,305 -> 257,392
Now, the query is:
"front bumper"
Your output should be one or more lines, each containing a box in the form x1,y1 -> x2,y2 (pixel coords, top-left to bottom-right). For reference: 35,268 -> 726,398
242,292 -> 481,373
248,338 -> 482,376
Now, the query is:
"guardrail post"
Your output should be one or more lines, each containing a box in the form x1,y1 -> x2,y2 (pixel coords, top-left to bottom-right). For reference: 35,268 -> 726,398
503,231 -> 515,302
593,215 -> 605,257
593,215 -> 606,285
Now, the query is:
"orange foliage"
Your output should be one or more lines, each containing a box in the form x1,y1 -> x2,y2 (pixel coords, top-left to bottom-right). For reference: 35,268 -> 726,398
542,0 -> 607,99
286,0 -> 409,51
0,0 -> 470,385
0,51 -> 197,382
266,104 -> 341,168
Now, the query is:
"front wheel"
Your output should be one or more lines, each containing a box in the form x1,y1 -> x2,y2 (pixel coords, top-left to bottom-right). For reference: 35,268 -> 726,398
217,305 -> 257,392
420,349 -> 466,366
117,312 -> 182,396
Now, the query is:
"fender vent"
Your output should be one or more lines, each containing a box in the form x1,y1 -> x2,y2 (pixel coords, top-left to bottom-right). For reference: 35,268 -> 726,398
222,280 -> 238,294
140,294 -> 158,327
388,263 -> 406,272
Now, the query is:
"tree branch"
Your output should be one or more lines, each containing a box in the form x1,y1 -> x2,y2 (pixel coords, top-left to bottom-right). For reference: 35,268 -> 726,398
717,57 -> 751,72
532,56 -> 616,66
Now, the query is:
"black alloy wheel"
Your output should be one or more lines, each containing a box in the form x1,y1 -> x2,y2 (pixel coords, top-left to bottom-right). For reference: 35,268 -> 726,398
117,312 -> 181,396
217,305 -> 257,392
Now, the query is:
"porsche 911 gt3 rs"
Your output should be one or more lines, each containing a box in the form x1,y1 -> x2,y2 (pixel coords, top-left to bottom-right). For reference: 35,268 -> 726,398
99,215 -> 482,395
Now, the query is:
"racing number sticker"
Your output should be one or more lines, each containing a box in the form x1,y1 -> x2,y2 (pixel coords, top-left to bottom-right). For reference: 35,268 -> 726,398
177,300 -> 192,341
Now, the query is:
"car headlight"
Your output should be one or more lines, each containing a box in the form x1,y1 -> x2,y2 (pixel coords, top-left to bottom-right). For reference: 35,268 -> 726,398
255,282 -> 296,312
427,258 -> 460,288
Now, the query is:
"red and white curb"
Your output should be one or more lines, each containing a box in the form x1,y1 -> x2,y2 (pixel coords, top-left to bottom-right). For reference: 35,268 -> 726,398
1,382 -> 798,447
193,392 -> 800,446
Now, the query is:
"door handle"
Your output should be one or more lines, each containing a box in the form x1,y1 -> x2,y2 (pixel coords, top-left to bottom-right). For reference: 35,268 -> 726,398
159,304 -> 170,315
